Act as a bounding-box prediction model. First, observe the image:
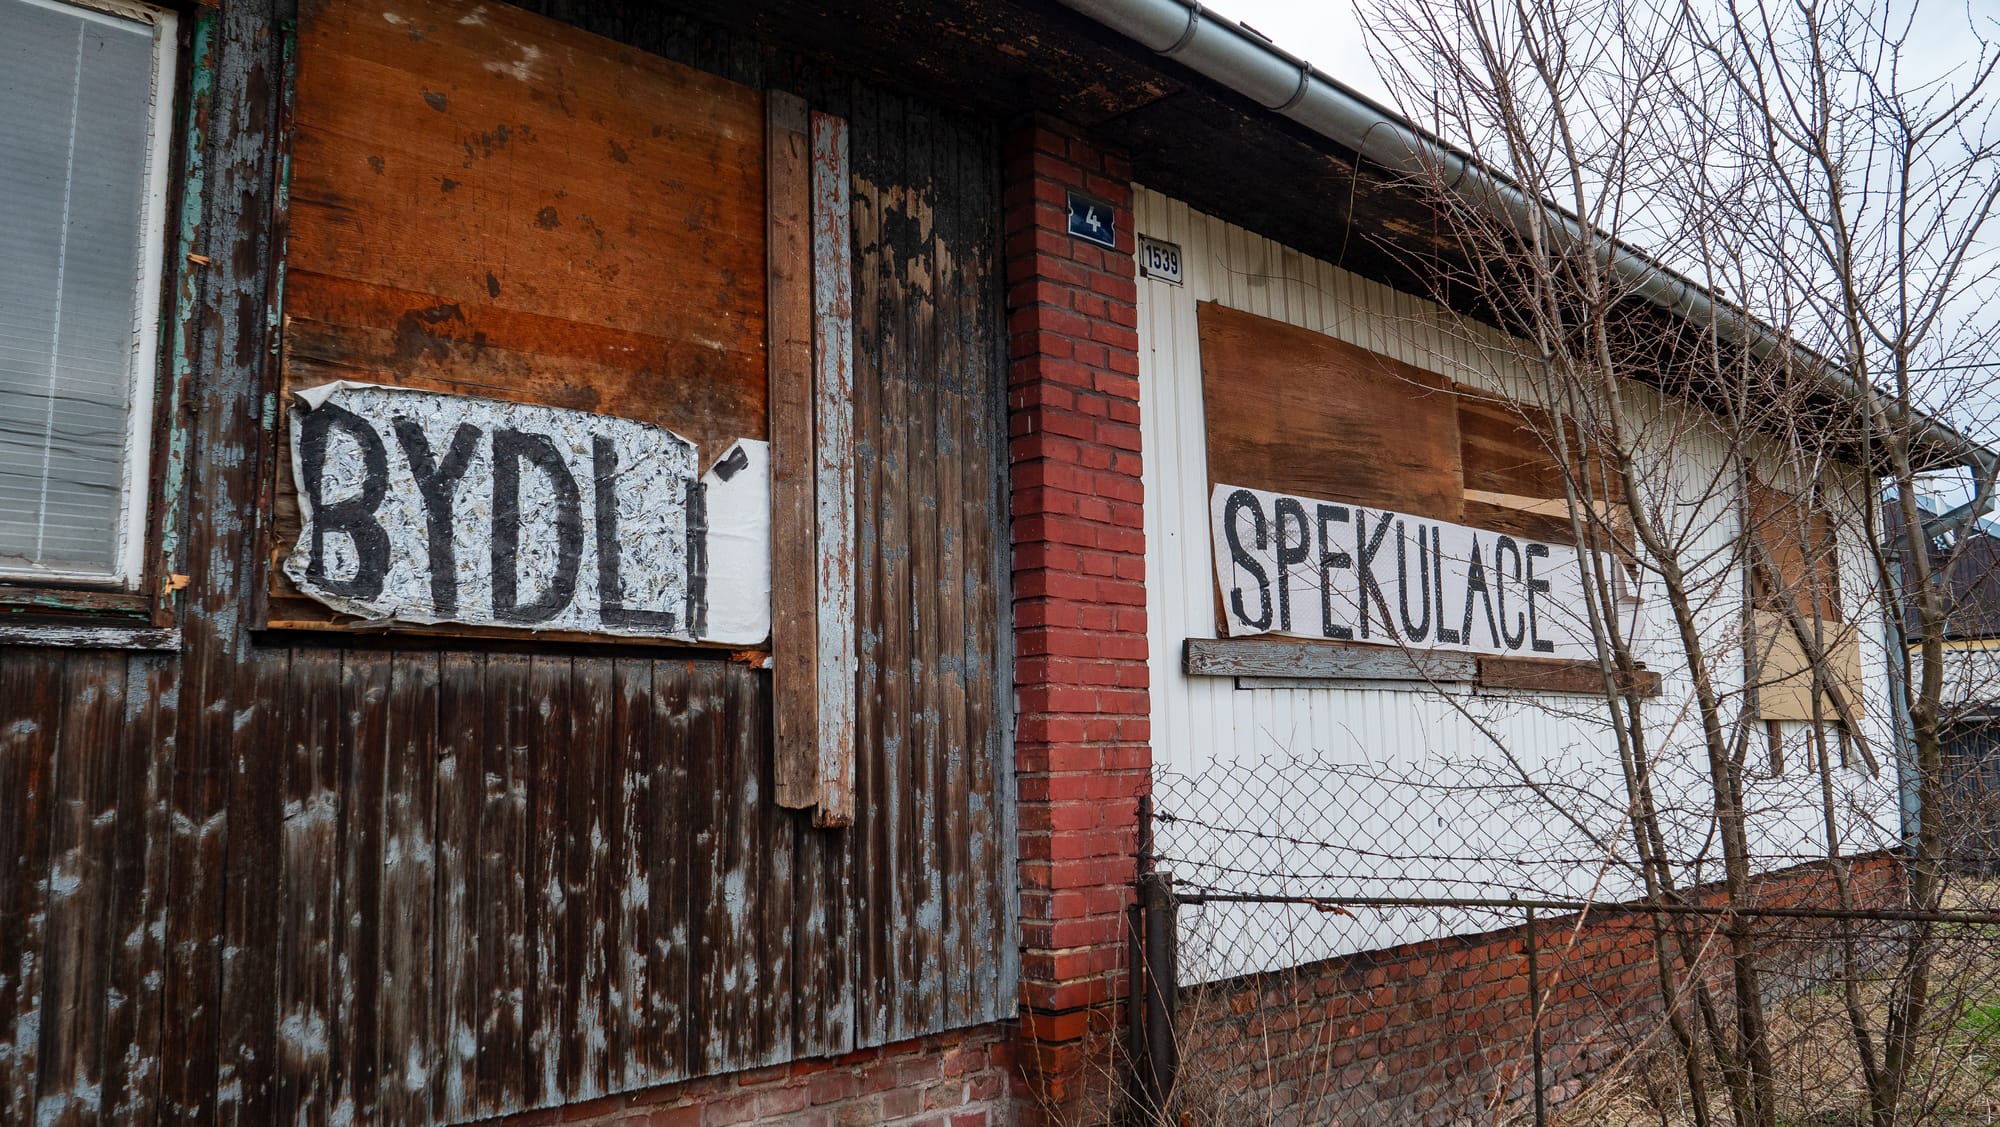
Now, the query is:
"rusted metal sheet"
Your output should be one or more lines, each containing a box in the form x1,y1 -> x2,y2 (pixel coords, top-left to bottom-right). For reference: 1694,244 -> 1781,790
812,109 -> 858,827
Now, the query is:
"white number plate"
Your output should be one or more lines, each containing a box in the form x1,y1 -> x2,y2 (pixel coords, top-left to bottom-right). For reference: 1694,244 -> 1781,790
1138,236 -> 1183,286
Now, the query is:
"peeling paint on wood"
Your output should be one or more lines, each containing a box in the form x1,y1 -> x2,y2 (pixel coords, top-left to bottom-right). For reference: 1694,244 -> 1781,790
812,110 -> 858,828
2,3 -> 1015,1122
0,625 -> 181,650
767,89 -> 818,813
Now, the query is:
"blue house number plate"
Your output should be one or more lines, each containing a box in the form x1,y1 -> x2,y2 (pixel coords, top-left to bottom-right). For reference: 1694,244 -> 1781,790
1066,191 -> 1118,249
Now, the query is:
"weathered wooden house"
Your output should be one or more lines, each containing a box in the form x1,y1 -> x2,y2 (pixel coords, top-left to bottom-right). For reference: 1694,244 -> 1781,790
3,0 -> 1986,1124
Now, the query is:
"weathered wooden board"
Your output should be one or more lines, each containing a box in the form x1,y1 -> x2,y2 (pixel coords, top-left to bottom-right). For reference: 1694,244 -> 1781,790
34,654 -> 127,1124
1748,478 -> 1842,622
848,83 -> 1010,1044
1199,301 -> 1464,522
812,109 -> 858,827
1477,655 -> 1663,697
117,658 -> 177,1117
1457,390 -> 1632,550
0,650 -> 56,1125
275,0 -> 772,632
377,651 -> 440,1122
767,89 -> 818,811
1184,637 -> 1477,681
4,8 -> 1014,1124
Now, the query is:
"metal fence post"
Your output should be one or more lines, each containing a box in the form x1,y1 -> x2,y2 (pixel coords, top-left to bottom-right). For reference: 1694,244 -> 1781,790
1526,904 -> 1547,1127
1137,870 -> 1179,1119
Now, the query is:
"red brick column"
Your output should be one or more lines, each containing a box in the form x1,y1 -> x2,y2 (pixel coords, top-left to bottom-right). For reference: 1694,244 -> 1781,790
1003,118 -> 1149,1125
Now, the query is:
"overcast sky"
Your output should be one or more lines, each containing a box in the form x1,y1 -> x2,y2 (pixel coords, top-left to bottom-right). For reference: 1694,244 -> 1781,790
1205,0 -> 1998,112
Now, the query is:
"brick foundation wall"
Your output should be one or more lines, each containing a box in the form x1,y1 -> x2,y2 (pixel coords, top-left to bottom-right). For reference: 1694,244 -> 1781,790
1003,117 -> 1148,1125
1171,857 -> 1906,1126
488,1024 -> 1017,1127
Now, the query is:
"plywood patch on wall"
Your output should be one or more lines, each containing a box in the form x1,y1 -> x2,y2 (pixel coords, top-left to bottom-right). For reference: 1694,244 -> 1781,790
276,0 -> 769,634
1198,300 -> 1463,522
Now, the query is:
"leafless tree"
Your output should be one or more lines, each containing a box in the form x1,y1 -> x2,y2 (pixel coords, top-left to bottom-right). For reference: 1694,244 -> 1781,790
1355,0 -> 2000,1123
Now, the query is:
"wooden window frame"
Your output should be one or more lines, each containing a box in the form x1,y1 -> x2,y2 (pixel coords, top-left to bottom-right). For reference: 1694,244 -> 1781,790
0,0 -> 197,649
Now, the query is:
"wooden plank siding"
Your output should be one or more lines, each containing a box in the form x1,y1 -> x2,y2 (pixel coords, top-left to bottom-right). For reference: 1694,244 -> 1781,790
0,2 -> 1012,1124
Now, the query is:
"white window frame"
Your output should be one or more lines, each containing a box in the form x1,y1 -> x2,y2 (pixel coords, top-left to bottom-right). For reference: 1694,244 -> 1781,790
0,0 -> 179,590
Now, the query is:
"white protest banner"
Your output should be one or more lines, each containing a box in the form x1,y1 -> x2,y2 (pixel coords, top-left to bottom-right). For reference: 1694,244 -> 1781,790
284,382 -> 770,643
1210,483 -> 1621,660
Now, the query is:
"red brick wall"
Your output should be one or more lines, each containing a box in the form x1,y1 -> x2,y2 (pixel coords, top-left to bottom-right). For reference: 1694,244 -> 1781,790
1003,117 -> 1148,1123
1171,857 -> 1906,1125
490,1024 -> 1015,1127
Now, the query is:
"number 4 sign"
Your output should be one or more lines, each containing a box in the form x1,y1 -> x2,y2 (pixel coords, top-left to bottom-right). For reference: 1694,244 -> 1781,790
1066,190 -> 1118,249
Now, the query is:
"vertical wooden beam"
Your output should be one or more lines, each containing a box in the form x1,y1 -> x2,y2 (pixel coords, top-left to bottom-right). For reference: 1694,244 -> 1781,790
811,110 -> 857,827
767,90 -> 818,810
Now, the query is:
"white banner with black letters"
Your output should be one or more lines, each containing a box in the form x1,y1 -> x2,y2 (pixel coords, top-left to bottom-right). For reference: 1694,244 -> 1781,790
1210,483 -> 1614,660
285,382 -> 770,643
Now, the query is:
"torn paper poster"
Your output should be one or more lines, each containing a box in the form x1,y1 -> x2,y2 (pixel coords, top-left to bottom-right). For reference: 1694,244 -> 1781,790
284,382 -> 771,644
1210,482 -> 1635,660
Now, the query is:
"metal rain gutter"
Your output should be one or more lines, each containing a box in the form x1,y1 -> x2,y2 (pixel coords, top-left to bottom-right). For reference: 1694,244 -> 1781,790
1053,0 -> 1996,475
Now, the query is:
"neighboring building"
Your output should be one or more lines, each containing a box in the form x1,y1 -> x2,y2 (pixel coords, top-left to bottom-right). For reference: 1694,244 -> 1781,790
1891,497 -> 2000,869
1900,496 -> 2000,709
0,1 -> 1984,1126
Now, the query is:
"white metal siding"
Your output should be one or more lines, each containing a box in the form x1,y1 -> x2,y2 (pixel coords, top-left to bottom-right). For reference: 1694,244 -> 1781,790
1133,188 -> 1903,981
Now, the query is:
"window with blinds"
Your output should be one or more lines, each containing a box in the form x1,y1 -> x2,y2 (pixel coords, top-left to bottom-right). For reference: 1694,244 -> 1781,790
0,0 -> 176,588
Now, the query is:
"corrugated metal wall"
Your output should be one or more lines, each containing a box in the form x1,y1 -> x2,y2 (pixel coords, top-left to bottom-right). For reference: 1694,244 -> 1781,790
1131,187 -> 1902,981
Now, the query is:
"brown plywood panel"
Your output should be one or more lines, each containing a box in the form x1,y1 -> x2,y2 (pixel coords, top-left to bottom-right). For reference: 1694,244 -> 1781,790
1198,301 -> 1463,521
288,0 -> 765,439
1457,391 -> 1627,549
276,0 -> 770,625
1751,610 -> 1864,722
1748,478 -> 1842,623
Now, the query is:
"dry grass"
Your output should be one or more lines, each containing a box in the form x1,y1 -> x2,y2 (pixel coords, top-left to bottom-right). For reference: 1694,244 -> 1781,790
1542,917 -> 2000,1125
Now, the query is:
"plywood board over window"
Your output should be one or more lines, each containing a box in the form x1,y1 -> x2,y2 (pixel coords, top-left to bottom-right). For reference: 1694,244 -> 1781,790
1746,479 -> 1861,724
1195,302 -> 1647,689
1198,301 -> 1464,522
272,0 -> 769,639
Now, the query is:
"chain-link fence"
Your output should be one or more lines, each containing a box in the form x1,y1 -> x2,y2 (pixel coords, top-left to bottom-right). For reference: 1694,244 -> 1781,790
1130,724 -> 2000,1126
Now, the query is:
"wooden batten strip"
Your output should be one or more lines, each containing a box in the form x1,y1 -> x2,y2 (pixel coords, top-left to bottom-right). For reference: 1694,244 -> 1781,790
767,90 -> 819,810
811,111 -> 857,827
1477,655 -> 1663,697
1183,638 -> 1477,682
